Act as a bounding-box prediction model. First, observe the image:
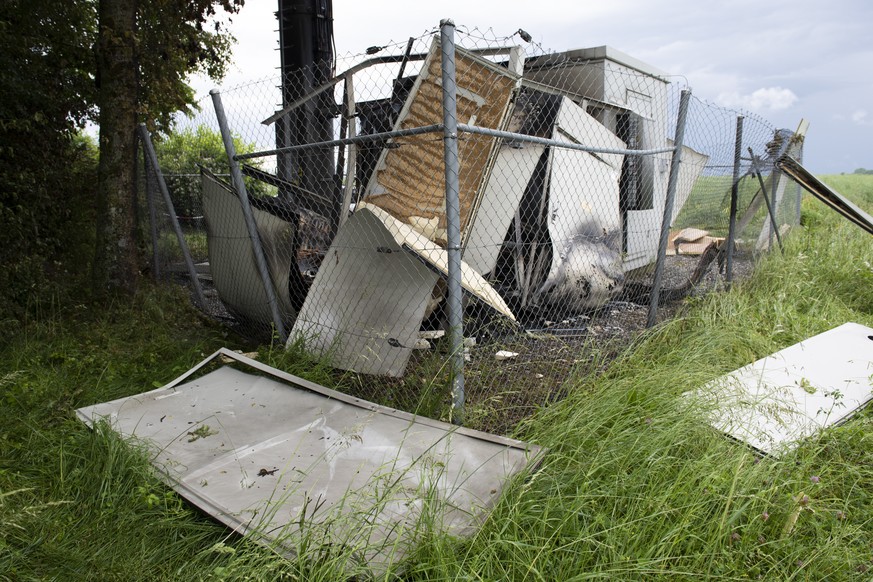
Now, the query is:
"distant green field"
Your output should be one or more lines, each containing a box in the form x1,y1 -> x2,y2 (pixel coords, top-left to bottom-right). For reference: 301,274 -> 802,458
674,172 -> 873,238
816,173 -> 873,210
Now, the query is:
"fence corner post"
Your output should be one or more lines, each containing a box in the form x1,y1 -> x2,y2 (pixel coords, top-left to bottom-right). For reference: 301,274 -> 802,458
647,88 -> 692,328
211,89 -> 288,343
440,19 -> 465,425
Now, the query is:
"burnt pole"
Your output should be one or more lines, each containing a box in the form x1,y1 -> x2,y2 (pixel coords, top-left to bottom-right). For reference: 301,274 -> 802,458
275,0 -> 338,225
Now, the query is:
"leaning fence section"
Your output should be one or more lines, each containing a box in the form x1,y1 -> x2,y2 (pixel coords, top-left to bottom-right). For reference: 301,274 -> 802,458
137,23 -> 804,433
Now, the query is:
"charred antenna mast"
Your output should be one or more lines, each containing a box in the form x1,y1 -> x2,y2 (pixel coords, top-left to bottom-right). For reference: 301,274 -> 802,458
275,0 -> 337,222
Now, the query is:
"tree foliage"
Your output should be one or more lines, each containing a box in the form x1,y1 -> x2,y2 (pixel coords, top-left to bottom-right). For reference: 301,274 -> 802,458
155,124 -> 265,218
0,0 -> 247,313
0,2 -> 100,318
136,0 -> 243,129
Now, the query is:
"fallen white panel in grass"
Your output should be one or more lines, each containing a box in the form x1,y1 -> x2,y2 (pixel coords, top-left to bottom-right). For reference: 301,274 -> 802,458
699,322 -> 873,455
75,349 -> 540,574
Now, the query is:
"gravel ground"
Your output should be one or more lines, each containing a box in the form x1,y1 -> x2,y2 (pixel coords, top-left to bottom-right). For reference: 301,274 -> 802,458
173,250 -> 758,435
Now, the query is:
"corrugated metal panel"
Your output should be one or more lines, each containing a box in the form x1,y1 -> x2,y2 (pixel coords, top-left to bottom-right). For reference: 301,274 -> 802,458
76,349 -> 542,575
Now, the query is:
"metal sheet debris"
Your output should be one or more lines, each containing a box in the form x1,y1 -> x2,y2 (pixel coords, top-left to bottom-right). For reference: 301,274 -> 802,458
291,203 -> 515,377
696,322 -> 873,455
76,349 -> 541,574
202,171 -> 298,325
289,206 -> 440,377
777,156 -> 873,236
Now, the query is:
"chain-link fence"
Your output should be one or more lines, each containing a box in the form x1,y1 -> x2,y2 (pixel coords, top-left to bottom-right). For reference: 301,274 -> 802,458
135,22 -> 805,432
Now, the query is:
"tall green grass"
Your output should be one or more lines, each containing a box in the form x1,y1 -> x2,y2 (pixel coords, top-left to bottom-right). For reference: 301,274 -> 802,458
1,180 -> 872,580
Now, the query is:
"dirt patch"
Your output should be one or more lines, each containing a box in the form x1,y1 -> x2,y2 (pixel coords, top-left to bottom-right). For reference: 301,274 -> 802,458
173,250 -> 756,435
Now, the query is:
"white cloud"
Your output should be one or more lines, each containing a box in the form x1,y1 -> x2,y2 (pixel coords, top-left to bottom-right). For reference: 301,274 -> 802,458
716,87 -> 799,112
850,109 -> 871,126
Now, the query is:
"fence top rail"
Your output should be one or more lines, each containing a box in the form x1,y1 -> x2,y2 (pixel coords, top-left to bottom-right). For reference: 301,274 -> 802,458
235,119 -> 677,162
234,123 -> 446,161
457,123 -> 676,157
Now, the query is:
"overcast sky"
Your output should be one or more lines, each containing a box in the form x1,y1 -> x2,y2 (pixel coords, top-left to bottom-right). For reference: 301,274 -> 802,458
193,0 -> 872,174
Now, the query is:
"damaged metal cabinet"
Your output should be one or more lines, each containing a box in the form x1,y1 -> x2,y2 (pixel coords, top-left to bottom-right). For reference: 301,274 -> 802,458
525,46 -> 673,271
290,38 -> 523,377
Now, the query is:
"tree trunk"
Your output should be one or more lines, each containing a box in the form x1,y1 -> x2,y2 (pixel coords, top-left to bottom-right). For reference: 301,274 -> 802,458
93,0 -> 139,297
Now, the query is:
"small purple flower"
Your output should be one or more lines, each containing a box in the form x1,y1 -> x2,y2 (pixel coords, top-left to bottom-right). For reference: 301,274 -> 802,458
835,510 -> 846,520
731,532 -> 741,542
810,475 -> 820,484
798,494 -> 810,506
761,511 -> 770,521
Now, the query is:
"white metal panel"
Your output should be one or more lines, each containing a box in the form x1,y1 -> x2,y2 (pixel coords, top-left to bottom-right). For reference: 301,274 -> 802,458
623,210 -> 660,269
463,143 -> 544,276
549,97 -> 625,242
291,208 -> 439,377
76,349 -> 541,575
291,204 -> 516,377
669,143 -> 710,224
697,322 -> 873,455
202,172 -> 297,324
548,97 -> 624,256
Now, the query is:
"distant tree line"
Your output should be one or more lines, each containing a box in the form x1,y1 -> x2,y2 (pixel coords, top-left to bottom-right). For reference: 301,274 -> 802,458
0,0 -> 243,322
852,168 -> 873,175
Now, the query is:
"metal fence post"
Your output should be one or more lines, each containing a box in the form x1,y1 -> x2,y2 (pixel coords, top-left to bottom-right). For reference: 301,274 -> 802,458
725,115 -> 744,286
210,90 -> 288,343
141,133 -> 161,280
647,88 -> 692,328
440,19 -> 465,425
137,124 -> 206,308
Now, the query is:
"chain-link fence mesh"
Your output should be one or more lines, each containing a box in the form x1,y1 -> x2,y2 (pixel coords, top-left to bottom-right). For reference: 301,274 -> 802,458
135,23 -> 805,433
